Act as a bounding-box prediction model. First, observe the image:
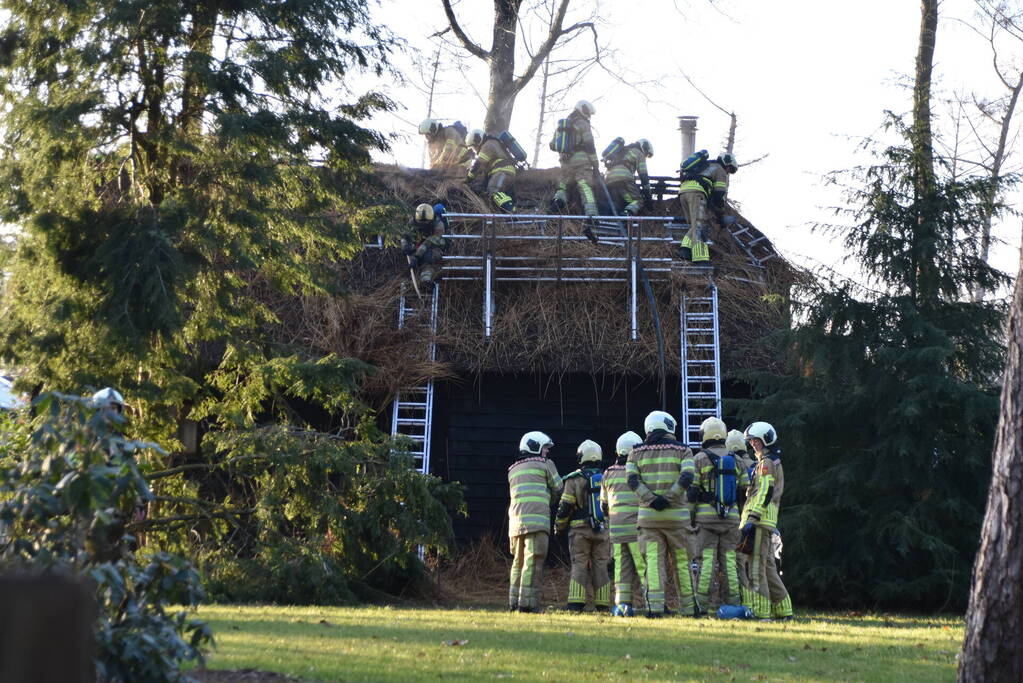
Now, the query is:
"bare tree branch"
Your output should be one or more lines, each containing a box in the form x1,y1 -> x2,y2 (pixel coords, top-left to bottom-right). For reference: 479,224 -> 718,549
441,0 -> 490,61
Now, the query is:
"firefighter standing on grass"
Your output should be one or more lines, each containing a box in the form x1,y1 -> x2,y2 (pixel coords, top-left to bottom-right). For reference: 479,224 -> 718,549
727,428 -> 756,592
507,431 -> 562,613
600,431 -> 646,617
556,439 -> 611,613
738,421 -> 793,621
626,411 -> 698,617
678,152 -> 737,263
689,417 -> 750,613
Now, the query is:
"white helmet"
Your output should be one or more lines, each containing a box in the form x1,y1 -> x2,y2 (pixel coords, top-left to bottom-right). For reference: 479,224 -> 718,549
643,410 -> 677,436
637,139 -> 653,157
718,152 -> 738,173
615,431 -> 643,457
725,429 -> 747,454
574,100 -> 596,118
91,387 -> 125,412
414,203 -> 435,222
519,430 -> 553,456
744,421 -> 777,447
577,439 -> 602,464
467,129 -> 486,148
699,416 -> 727,443
419,118 -> 442,136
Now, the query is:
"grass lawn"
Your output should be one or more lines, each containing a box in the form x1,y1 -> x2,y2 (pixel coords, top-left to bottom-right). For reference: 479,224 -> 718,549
192,605 -> 963,682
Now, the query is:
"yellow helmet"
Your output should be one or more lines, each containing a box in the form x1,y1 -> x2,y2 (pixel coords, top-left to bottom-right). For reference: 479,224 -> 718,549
414,203 -> 435,222
699,416 -> 727,443
577,439 -> 602,464
725,429 -> 747,454
615,431 -> 643,457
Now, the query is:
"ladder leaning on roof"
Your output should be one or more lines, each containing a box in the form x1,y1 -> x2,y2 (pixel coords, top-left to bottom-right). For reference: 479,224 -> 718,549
680,281 -> 722,447
390,284 -> 440,475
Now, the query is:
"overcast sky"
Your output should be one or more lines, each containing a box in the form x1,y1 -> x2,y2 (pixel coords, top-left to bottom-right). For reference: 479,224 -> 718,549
365,0 -> 1022,286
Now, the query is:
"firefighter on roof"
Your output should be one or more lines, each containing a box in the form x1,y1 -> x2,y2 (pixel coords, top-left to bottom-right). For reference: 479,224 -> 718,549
467,129 -> 517,212
401,203 -> 449,290
689,417 -> 750,613
551,101 -> 600,226
508,431 -> 562,613
678,151 -> 737,263
604,139 -> 654,216
738,421 -> 792,621
419,119 -> 473,171
600,431 -> 646,616
626,411 -> 698,617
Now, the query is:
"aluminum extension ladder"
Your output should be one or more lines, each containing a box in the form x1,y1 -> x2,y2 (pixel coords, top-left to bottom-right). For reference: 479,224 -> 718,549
389,284 -> 439,474
680,284 -> 722,446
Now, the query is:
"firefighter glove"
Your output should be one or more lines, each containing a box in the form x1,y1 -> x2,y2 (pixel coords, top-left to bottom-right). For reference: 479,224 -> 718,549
650,495 -> 669,511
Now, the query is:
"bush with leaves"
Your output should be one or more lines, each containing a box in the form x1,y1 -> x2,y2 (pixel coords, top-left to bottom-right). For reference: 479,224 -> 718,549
0,393 -> 211,682
183,425 -> 465,605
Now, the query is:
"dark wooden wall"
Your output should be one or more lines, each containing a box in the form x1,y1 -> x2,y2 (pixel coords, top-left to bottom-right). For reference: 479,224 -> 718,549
428,373 -> 680,544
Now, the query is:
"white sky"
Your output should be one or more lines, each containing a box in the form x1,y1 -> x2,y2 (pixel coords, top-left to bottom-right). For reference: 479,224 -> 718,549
365,0 -> 1023,286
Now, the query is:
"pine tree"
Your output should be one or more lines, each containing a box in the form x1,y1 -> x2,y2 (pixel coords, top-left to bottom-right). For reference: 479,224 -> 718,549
0,1 -> 461,600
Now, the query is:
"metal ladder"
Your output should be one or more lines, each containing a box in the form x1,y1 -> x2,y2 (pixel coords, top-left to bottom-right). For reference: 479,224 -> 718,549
680,284 -> 722,446
390,284 -> 439,474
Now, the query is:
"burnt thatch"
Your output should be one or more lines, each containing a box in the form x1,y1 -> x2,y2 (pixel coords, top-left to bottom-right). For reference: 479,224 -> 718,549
272,165 -> 798,409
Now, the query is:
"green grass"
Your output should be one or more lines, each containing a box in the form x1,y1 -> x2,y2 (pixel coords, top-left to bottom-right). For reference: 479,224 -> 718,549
193,605 -> 963,682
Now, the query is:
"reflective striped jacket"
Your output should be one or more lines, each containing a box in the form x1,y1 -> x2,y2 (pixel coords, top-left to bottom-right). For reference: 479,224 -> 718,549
692,444 -> 751,524
508,456 -> 562,536
556,468 -> 603,531
679,160 -> 730,200
560,112 -> 599,170
626,436 -> 695,529
741,449 -> 784,530
469,137 -> 516,180
599,463 -> 639,542
605,146 -> 649,186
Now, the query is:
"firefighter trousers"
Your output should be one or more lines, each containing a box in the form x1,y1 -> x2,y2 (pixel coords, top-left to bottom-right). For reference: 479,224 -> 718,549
739,526 -> 792,619
559,155 -> 598,216
639,526 -> 695,614
486,168 -> 517,212
679,190 -> 710,262
607,181 -> 642,216
509,531 -> 549,610
567,525 -> 611,608
612,540 -> 646,606
695,521 -> 741,610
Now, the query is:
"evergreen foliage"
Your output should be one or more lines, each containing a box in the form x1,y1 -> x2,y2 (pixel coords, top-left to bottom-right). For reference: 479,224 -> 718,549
0,0 -> 462,603
0,394 -> 211,682
737,116 -> 1014,609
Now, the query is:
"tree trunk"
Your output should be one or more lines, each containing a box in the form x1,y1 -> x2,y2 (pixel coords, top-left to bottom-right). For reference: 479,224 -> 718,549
532,53 -> 551,166
911,0 -> 938,305
958,223 -> 1023,682
484,0 -> 522,133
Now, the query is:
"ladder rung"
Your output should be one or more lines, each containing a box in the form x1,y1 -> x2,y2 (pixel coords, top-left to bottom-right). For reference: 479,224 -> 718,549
687,393 -> 719,399
687,409 -> 718,415
396,418 -> 428,425
686,376 -> 716,381
691,344 -> 717,349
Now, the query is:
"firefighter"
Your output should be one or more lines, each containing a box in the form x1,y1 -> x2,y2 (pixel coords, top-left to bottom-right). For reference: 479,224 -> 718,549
555,439 -> 611,613
600,430 -> 646,616
604,139 -> 654,216
727,427 -> 755,595
508,431 -> 562,613
689,417 -> 750,614
678,152 -> 737,263
401,203 -> 449,289
626,411 -> 697,617
419,119 -> 473,171
738,421 -> 793,621
553,101 -> 600,222
467,129 -> 517,212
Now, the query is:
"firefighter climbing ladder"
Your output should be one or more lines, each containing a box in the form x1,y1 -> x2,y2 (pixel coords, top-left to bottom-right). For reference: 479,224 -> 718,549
390,284 -> 440,475
680,283 -> 722,446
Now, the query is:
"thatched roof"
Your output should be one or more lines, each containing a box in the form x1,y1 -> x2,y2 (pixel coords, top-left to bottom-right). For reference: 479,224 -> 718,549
272,165 -> 798,409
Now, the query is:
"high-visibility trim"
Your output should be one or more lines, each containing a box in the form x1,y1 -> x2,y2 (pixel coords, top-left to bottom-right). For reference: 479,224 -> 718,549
511,513 -> 551,526
772,594 -> 793,618
568,579 -> 586,604
512,495 -> 552,505
510,467 -> 548,481
724,549 -> 739,599
595,582 -> 611,607
645,540 -> 664,612
698,547 -> 716,595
